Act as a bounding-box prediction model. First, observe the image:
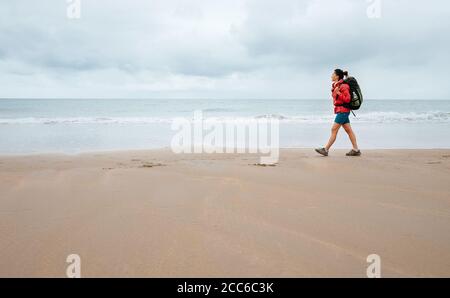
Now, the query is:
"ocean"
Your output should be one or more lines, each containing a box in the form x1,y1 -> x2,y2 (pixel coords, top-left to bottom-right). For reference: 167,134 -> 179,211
0,99 -> 449,154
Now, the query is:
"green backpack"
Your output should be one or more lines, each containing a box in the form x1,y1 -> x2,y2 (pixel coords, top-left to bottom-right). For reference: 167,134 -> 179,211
343,76 -> 363,110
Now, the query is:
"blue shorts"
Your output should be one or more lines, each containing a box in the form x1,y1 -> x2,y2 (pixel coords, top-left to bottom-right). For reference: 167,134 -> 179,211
334,112 -> 350,124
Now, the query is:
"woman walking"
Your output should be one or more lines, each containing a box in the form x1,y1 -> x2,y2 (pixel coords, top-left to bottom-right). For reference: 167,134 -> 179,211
315,69 -> 361,157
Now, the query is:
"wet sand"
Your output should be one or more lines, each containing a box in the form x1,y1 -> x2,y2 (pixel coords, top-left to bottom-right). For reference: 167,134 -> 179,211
0,149 -> 449,277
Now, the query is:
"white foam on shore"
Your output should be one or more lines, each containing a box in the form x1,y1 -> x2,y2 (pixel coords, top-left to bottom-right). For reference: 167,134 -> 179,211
1,111 -> 449,125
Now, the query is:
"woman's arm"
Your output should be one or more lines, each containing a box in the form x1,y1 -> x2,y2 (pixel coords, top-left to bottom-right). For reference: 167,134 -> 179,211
335,84 -> 351,105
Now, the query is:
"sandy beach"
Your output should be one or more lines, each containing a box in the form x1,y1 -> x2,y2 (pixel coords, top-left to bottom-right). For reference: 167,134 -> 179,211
0,149 -> 449,277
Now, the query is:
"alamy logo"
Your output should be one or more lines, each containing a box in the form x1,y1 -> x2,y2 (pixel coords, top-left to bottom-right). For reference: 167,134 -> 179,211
366,0 -> 382,19
366,254 -> 381,278
66,254 -> 81,278
67,0 -> 81,19
171,111 -> 280,164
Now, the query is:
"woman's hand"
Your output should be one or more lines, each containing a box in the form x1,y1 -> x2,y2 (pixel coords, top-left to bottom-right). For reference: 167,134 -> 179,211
334,88 -> 341,96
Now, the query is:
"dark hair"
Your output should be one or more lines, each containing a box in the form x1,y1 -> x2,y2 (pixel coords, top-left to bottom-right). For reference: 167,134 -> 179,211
334,69 -> 348,80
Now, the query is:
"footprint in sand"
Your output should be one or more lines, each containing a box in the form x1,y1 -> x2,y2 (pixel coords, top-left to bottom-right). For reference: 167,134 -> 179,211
252,163 -> 277,167
113,162 -> 133,169
139,162 -> 165,168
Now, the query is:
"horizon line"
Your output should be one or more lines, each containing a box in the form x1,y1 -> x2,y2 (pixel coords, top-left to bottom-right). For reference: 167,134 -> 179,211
1,98 -> 450,101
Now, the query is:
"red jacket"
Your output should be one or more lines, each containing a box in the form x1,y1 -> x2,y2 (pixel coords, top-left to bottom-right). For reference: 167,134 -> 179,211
332,80 -> 351,114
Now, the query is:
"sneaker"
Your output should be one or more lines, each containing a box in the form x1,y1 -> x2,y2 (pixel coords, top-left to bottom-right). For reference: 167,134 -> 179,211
315,147 -> 329,156
346,149 -> 361,156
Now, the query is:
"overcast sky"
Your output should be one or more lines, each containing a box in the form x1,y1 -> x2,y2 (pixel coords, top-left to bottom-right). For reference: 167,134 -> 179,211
0,0 -> 449,99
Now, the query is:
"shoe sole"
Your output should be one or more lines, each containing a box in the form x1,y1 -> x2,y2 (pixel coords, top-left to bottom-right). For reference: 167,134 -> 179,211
315,149 -> 328,156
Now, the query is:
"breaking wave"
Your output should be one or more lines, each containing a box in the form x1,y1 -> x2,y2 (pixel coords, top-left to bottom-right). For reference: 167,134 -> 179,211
1,111 -> 449,125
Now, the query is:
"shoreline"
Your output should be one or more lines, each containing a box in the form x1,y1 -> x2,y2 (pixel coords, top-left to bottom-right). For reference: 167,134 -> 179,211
1,149 -> 449,277
1,147 -> 450,157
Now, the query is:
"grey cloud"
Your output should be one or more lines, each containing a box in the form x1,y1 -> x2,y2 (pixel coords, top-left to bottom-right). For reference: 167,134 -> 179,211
0,0 -> 449,99
238,0 -> 449,71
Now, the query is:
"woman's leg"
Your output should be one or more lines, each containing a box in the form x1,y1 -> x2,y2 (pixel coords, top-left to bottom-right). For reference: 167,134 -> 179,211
325,122 -> 341,151
342,123 -> 359,150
